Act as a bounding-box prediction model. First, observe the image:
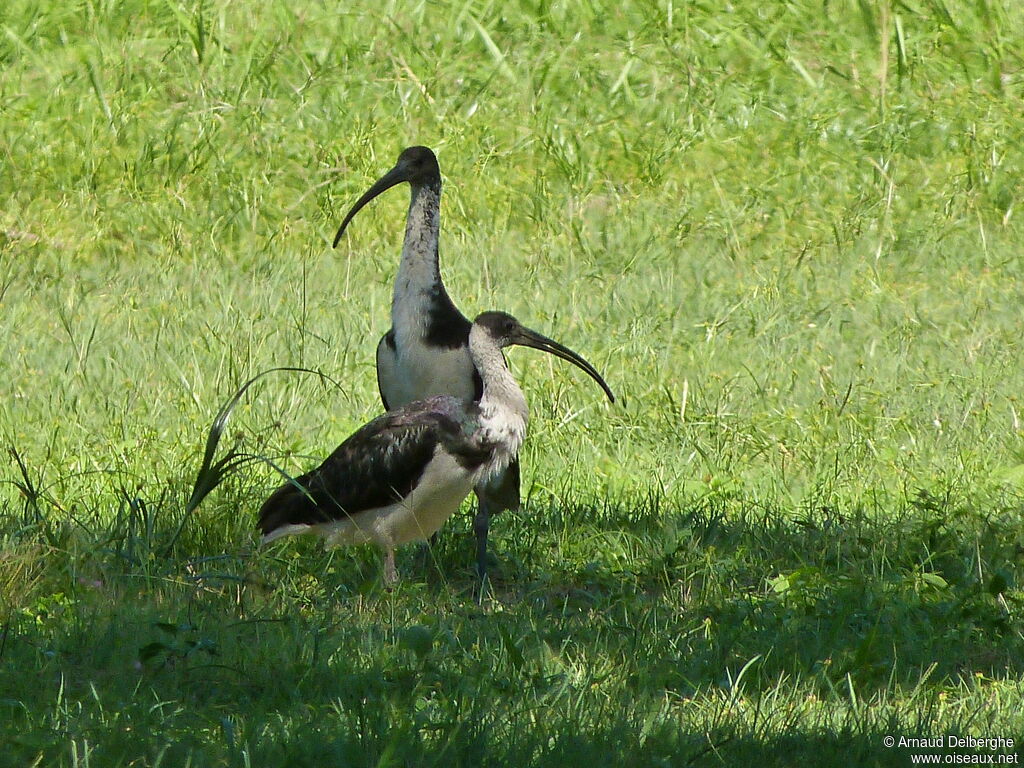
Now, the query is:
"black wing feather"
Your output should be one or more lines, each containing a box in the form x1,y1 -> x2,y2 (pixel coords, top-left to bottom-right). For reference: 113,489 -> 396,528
258,403 -> 489,536
376,329 -> 397,410
423,285 -> 472,350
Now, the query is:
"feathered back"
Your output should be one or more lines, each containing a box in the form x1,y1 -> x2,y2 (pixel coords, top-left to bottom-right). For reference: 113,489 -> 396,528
258,397 -> 489,537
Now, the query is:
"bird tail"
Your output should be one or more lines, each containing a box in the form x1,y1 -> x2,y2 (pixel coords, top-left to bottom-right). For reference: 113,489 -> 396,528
257,476 -> 321,541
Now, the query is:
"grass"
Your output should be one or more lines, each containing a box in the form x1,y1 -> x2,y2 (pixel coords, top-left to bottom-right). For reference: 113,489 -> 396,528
2,0 -> 1024,764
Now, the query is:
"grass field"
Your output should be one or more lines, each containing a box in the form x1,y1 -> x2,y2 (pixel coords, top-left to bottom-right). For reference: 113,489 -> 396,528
2,0 -> 1024,764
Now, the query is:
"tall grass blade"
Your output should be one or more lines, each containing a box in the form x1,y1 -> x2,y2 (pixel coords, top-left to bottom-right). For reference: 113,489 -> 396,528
170,366 -> 341,550
84,56 -> 114,130
468,15 -> 517,84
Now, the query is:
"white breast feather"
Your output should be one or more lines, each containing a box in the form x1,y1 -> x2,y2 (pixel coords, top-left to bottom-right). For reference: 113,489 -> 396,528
314,448 -> 477,549
379,334 -> 477,408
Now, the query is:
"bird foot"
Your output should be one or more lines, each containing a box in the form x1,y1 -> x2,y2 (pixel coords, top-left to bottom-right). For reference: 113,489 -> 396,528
383,549 -> 399,587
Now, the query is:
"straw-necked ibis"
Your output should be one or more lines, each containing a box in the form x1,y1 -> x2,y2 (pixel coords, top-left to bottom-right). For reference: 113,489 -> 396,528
258,312 -> 614,584
332,146 -> 612,581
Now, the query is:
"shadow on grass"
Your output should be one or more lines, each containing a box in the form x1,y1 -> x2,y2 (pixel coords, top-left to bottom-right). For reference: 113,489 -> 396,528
474,489 -> 1024,695
1,486 -> 1022,766
5,591 -> 1012,768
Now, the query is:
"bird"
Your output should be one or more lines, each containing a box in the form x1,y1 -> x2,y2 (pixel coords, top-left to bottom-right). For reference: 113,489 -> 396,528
332,146 -> 613,581
257,311 -> 615,585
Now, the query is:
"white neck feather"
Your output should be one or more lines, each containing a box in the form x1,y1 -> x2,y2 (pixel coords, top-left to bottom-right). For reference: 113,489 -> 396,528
470,325 -> 528,462
391,183 -> 443,344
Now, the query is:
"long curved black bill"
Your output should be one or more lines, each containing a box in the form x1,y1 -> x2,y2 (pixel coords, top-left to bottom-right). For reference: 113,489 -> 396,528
513,327 -> 615,403
332,164 -> 408,248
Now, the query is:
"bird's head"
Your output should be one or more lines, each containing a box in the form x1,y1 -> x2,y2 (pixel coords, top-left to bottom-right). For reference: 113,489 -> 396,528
333,146 -> 441,247
471,311 -> 615,403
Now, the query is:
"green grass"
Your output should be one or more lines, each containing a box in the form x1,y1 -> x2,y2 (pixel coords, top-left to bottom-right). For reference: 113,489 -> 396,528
2,0 -> 1024,764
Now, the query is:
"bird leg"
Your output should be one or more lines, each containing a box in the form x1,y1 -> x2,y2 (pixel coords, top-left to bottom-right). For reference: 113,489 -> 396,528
414,532 -> 440,574
383,548 -> 398,586
473,497 -> 491,584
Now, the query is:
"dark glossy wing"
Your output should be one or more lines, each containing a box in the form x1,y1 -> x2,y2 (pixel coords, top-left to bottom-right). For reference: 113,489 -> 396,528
258,398 -> 489,535
423,285 -> 472,350
375,329 -> 397,410
470,364 -> 483,401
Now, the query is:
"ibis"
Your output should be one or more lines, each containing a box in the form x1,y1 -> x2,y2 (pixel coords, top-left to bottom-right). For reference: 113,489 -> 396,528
258,311 -> 615,585
332,146 -> 612,580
